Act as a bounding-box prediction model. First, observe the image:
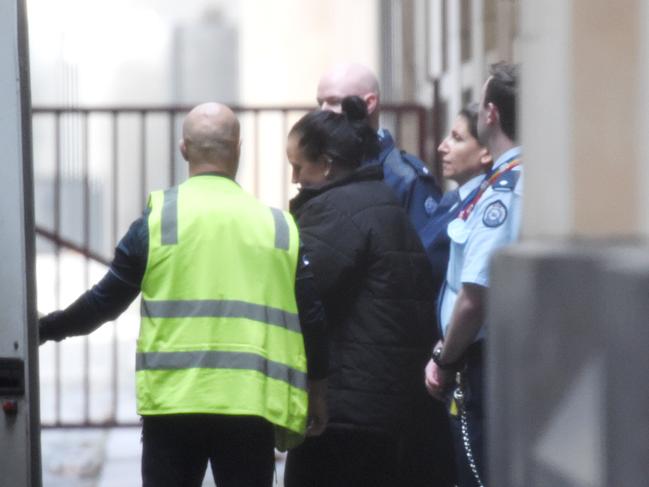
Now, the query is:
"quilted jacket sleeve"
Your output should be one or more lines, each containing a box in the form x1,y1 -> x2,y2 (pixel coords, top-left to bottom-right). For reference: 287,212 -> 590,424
295,197 -> 366,301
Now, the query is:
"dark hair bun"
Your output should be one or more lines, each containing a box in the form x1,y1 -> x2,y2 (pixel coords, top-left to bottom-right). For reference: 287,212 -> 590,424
289,94 -> 380,170
341,96 -> 369,122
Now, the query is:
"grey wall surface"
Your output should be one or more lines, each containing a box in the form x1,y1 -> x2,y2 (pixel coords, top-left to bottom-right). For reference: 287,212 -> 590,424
488,241 -> 649,487
601,249 -> 649,487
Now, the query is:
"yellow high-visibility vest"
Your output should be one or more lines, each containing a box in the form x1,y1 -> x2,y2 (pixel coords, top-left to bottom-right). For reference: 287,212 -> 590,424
137,175 -> 307,441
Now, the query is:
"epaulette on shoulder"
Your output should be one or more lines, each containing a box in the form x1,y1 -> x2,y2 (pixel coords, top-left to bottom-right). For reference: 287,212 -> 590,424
399,151 -> 434,178
491,170 -> 521,192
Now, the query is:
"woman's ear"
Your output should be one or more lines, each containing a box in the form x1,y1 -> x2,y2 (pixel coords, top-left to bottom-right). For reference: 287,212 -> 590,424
486,102 -> 499,126
314,154 -> 333,177
480,148 -> 493,168
323,156 -> 333,178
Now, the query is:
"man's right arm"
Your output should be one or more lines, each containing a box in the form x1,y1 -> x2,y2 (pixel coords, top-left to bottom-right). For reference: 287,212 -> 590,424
39,213 -> 149,343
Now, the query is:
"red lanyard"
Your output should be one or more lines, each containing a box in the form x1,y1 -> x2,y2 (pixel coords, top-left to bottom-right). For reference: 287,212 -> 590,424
458,158 -> 521,221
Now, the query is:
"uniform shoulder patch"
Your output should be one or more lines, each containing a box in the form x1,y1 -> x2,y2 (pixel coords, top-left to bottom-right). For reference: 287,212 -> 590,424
482,200 -> 508,227
424,196 -> 437,216
401,151 -> 433,178
384,148 -> 417,180
492,171 -> 521,192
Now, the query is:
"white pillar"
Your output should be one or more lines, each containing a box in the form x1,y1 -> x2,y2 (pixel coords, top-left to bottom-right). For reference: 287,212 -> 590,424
521,0 -> 646,239
519,0 -> 573,238
443,0 -> 463,122
428,0 -> 444,78
471,0 -> 486,96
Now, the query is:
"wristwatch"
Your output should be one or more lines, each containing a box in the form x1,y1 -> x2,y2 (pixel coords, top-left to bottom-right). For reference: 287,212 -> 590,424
431,346 -> 461,371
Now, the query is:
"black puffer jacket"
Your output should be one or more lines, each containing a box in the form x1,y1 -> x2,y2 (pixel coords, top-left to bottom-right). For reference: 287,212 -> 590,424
290,165 -> 436,436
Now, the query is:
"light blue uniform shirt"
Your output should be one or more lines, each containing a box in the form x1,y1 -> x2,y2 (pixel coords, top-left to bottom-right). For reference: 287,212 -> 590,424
439,146 -> 523,338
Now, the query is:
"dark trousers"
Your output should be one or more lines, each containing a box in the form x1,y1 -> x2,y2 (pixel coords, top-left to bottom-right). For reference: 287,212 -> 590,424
448,353 -> 485,487
284,428 -> 399,487
141,414 -> 274,487
397,392 -> 457,486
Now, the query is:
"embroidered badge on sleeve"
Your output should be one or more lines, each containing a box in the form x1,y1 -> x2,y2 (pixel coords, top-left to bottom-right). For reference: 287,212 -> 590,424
424,196 -> 437,216
482,200 -> 508,227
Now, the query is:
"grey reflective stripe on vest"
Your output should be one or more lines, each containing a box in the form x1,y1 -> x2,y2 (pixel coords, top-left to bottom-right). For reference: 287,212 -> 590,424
270,207 -> 290,250
161,187 -> 178,245
136,350 -> 307,391
141,299 -> 300,333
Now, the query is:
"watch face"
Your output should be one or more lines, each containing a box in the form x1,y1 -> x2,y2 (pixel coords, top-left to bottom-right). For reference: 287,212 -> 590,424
432,347 -> 443,362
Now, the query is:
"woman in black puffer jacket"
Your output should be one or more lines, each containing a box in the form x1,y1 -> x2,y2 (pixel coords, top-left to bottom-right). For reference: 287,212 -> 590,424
284,96 -> 437,487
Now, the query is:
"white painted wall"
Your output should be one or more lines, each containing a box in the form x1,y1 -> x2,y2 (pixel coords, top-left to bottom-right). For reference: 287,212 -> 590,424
520,0 -> 648,239
519,0 -> 573,238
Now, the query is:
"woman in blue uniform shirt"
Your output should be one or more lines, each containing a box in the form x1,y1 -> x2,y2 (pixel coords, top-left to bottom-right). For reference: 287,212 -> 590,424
425,103 -> 495,487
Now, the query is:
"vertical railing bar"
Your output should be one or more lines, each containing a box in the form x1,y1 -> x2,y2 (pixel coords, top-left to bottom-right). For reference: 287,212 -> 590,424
111,111 -> 119,420
54,111 -> 62,425
432,78 -> 443,183
394,108 -> 403,149
417,106 -> 427,167
140,111 -> 147,207
169,110 -> 176,187
82,112 -> 90,424
253,110 -> 260,198
281,110 -> 289,209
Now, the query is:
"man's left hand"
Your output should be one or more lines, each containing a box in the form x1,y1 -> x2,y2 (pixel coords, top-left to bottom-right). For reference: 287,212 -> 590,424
306,379 -> 328,436
424,359 -> 454,401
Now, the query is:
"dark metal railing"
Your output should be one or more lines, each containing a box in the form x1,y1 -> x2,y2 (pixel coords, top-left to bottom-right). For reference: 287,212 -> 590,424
33,103 -> 434,428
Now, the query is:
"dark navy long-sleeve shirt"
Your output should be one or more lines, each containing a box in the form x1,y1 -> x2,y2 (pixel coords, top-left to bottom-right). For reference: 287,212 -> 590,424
366,130 -> 450,309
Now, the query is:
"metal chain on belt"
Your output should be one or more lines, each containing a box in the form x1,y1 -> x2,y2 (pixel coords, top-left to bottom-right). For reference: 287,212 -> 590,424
454,383 -> 485,487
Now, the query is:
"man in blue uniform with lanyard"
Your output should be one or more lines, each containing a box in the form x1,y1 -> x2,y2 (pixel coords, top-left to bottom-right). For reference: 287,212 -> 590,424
317,63 -> 455,486
424,63 -> 522,487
